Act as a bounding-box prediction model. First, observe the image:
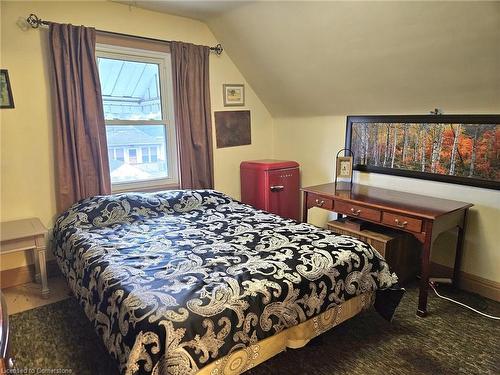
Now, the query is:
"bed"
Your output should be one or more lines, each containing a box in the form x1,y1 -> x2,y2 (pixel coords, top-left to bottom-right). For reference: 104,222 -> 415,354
53,190 -> 403,375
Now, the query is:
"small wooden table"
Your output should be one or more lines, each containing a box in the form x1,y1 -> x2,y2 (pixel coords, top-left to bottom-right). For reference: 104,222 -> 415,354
302,183 -> 473,317
0,218 -> 50,298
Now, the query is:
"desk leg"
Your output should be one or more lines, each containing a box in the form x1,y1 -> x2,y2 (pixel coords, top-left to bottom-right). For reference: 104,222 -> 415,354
302,192 -> 309,223
453,208 -> 468,289
417,221 -> 433,317
34,236 -> 50,298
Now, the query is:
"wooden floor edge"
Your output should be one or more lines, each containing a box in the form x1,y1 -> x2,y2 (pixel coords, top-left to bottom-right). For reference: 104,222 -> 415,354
0,259 -> 60,289
430,262 -> 500,302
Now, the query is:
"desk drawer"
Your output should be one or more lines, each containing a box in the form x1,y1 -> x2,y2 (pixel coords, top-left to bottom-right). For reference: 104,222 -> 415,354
307,194 -> 333,210
382,212 -> 422,233
335,201 -> 381,222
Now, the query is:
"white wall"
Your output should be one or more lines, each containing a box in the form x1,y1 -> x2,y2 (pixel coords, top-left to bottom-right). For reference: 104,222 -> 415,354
1,1 -> 498,287
206,1 -> 500,117
274,116 -> 500,283
0,0 -> 274,271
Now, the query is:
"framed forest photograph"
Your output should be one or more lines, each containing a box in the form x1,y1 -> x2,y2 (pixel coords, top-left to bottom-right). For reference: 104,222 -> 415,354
345,115 -> 500,190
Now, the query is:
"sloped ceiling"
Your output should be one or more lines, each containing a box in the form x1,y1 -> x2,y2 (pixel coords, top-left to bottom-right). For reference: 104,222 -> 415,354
119,1 -> 500,117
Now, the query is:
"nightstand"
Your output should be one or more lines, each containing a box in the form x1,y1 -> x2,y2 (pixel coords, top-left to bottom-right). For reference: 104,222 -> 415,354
0,218 -> 50,298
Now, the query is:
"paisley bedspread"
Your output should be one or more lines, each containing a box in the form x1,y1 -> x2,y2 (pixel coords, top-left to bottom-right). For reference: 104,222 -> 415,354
53,190 -> 401,375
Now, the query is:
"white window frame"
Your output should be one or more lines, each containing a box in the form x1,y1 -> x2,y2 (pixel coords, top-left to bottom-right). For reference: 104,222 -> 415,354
96,43 -> 179,192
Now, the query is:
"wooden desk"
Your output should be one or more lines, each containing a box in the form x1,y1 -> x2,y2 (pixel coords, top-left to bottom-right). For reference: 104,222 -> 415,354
0,218 -> 50,297
301,183 -> 473,317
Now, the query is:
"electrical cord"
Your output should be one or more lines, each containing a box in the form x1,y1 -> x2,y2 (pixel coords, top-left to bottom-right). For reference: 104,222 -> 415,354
429,281 -> 500,320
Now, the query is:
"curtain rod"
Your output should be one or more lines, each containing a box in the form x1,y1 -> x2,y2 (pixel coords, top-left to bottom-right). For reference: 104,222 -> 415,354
26,13 -> 224,55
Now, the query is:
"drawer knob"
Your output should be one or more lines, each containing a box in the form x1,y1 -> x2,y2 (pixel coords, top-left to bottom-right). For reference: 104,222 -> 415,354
315,199 -> 325,207
350,208 -> 361,216
394,218 -> 408,228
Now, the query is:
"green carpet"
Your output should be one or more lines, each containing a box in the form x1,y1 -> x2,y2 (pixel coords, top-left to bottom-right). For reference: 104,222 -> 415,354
8,284 -> 500,375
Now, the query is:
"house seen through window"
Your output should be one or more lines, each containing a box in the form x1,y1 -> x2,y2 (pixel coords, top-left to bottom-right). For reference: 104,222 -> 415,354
96,43 -> 178,190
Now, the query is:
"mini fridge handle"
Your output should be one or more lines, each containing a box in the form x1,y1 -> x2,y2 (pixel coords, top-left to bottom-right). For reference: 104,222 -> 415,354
270,185 -> 284,192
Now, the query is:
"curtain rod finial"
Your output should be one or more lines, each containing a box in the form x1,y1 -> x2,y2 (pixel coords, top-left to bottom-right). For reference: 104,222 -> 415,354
26,13 -> 42,28
429,108 -> 443,115
211,43 -> 223,56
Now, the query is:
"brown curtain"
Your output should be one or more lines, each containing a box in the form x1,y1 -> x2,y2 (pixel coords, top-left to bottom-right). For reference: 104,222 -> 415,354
170,41 -> 214,189
49,23 -> 111,212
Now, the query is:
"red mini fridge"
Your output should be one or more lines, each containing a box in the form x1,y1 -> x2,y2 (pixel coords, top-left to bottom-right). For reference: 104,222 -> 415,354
240,159 -> 300,221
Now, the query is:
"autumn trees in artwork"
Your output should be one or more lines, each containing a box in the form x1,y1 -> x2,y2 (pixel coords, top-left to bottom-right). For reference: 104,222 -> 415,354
351,122 -> 499,182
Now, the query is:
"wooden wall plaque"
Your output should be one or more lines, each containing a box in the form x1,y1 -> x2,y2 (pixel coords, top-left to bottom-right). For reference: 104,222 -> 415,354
215,110 -> 251,148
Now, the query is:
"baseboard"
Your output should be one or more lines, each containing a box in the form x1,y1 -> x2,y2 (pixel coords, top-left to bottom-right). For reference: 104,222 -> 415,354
430,262 -> 500,302
0,259 -> 61,289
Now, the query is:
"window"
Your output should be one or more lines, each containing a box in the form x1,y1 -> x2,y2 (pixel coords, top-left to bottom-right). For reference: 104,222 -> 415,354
141,147 -> 150,163
128,148 -> 138,164
115,148 -> 125,162
150,147 -> 158,163
96,42 -> 178,191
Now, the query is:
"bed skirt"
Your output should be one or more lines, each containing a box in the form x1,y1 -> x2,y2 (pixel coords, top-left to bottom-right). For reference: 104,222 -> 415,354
196,291 -> 375,375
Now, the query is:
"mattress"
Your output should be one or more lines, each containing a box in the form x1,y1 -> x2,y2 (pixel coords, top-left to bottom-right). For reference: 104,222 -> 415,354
53,190 -> 401,375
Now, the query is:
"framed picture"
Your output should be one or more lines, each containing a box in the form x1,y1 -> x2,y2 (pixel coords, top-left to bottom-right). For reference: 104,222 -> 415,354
336,156 -> 353,178
345,115 -> 500,190
0,70 -> 14,109
223,84 -> 245,106
215,110 -> 251,148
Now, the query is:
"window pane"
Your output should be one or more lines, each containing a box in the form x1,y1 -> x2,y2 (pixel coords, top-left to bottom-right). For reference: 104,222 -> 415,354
141,147 -> 150,163
150,147 -> 158,162
128,148 -> 138,164
106,125 -> 168,184
98,57 -> 162,121
116,148 -> 124,161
